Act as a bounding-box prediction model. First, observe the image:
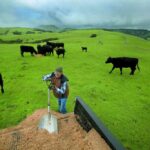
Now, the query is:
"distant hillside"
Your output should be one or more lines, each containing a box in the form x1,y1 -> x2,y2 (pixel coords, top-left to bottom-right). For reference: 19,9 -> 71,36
0,27 -> 59,44
37,25 -> 61,32
103,29 -> 150,40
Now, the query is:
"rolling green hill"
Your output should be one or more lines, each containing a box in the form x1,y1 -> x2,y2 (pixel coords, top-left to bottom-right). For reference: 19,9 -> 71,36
104,28 -> 150,40
0,27 -> 150,150
37,24 -> 61,32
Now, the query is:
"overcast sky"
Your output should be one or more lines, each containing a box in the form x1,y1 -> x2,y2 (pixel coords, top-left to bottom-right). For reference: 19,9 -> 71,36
0,0 -> 150,29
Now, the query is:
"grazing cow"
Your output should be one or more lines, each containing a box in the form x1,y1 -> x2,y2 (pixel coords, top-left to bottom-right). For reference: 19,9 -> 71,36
37,45 -> 46,56
37,44 -> 53,56
90,34 -> 97,38
55,47 -> 65,58
81,47 -> 87,52
20,45 -> 37,57
44,45 -> 54,55
0,73 -> 4,94
47,42 -> 64,48
55,42 -> 64,48
105,57 -> 140,75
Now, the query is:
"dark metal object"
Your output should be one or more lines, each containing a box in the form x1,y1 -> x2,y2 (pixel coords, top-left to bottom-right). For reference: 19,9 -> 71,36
74,97 -> 125,150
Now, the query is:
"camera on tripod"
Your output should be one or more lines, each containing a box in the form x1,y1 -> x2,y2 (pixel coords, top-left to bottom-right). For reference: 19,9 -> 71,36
43,75 -> 55,90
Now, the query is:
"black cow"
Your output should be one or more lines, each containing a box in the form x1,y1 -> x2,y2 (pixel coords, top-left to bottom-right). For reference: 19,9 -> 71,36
37,45 -> 53,56
105,57 -> 140,75
0,73 -> 4,94
47,42 -> 64,48
90,34 -> 97,38
20,45 -> 37,57
81,47 -> 87,52
55,47 -> 65,58
37,45 -> 45,56
55,42 -> 64,48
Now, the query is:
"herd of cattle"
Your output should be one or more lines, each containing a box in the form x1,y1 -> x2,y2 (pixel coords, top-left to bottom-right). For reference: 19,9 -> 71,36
20,42 -> 65,57
0,41 -> 140,95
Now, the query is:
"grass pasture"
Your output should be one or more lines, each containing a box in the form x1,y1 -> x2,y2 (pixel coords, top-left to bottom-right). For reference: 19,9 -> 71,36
0,28 -> 150,150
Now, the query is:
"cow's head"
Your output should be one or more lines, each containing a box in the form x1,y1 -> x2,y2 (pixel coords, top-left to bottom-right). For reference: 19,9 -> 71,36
105,57 -> 112,63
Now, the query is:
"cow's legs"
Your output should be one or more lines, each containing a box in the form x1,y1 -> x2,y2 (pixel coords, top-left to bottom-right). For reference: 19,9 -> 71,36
21,51 -> 24,57
31,52 -> 34,56
1,87 -> 4,94
0,84 -> 4,93
130,67 -> 136,75
120,67 -> 123,75
109,66 -> 115,73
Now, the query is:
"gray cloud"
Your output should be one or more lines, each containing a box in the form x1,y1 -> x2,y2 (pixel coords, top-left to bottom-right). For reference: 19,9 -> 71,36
0,0 -> 150,29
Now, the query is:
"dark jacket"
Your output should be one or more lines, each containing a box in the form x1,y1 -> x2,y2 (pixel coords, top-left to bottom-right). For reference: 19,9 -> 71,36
50,72 -> 69,98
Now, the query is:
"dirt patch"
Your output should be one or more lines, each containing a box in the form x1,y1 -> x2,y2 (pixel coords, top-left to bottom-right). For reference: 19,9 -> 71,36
35,54 -> 43,57
0,109 -> 111,150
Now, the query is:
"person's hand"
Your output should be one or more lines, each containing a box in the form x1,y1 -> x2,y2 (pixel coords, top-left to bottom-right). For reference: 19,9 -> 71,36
55,87 -> 61,93
42,75 -> 51,81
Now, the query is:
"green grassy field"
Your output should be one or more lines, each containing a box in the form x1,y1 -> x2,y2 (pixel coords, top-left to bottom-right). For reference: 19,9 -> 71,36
0,28 -> 150,150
